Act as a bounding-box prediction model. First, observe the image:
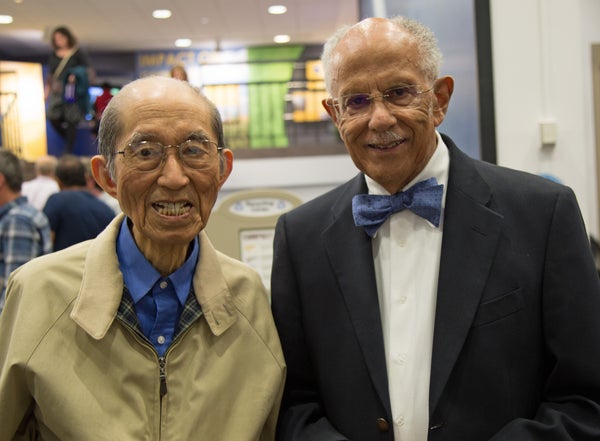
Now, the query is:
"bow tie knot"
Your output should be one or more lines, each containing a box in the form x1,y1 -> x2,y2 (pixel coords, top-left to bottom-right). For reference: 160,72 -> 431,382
352,177 -> 444,237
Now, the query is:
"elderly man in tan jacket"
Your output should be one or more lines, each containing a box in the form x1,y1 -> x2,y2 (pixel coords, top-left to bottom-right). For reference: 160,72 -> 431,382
0,76 -> 285,440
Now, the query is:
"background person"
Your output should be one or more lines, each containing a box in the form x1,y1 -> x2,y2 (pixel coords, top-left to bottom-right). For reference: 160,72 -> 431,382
270,16 -> 600,441
170,64 -> 189,81
0,150 -> 52,314
0,76 -> 285,440
43,154 -> 115,250
21,154 -> 60,211
45,26 -> 93,154
92,82 -> 114,136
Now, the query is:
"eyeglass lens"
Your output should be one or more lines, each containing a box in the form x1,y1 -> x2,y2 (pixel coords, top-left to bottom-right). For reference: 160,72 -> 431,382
340,85 -> 429,116
126,140 -> 217,171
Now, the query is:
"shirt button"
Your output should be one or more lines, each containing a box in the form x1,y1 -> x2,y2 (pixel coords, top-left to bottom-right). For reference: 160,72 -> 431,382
395,415 -> 405,426
398,295 -> 407,304
376,418 -> 390,432
394,353 -> 406,365
159,281 -> 168,289
157,335 -> 166,344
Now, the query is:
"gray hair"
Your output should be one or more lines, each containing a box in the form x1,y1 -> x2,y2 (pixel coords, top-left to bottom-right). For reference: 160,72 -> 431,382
97,78 -> 227,179
321,16 -> 443,94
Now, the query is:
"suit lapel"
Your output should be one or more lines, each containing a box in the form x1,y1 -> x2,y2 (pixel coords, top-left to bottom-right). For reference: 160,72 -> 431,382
322,174 -> 393,416
429,140 -> 504,414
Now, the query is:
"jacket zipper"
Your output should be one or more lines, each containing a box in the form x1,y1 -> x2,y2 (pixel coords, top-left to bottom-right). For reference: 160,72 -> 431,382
157,330 -> 193,440
117,320 -> 166,438
159,356 -> 168,397
158,356 -> 166,441
118,316 -> 196,438
155,323 -> 195,400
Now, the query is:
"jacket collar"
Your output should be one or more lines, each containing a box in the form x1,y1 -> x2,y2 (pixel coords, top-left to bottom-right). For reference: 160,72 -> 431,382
70,214 -> 237,339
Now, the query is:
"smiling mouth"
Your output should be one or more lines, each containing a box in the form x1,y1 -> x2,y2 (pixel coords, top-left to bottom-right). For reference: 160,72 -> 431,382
152,201 -> 192,216
367,138 -> 406,150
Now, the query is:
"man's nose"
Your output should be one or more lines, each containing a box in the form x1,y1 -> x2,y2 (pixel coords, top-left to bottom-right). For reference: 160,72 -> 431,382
368,98 -> 397,130
158,150 -> 190,188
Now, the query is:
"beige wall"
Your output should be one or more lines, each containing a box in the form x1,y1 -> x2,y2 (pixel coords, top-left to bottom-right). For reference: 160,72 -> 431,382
0,61 -> 47,161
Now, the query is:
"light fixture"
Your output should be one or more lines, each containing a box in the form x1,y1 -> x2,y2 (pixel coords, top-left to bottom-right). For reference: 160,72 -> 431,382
175,38 -> 192,48
273,34 -> 290,44
152,9 -> 172,19
268,5 -> 287,15
0,15 -> 14,24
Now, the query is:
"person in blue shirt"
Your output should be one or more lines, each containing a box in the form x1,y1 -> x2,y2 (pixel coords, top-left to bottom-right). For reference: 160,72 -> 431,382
43,154 -> 115,251
0,150 -> 52,313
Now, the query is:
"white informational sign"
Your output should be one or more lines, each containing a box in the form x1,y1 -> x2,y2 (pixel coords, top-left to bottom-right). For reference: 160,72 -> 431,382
239,228 -> 276,289
205,189 -> 303,296
229,197 -> 296,217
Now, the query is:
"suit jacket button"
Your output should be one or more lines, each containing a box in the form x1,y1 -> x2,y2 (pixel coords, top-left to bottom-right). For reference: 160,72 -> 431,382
376,418 -> 390,432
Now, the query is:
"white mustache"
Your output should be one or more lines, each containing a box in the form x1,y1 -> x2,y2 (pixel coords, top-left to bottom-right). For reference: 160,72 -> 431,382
366,132 -> 406,146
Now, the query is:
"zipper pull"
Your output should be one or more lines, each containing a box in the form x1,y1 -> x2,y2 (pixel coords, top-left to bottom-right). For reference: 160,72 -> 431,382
159,357 -> 168,397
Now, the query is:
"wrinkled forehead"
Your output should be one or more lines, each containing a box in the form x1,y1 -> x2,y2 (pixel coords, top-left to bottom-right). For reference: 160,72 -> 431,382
116,78 -> 215,141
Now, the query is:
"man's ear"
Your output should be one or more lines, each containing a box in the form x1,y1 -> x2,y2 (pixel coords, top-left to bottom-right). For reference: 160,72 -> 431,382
432,76 -> 454,127
218,149 -> 234,189
90,155 -> 117,197
322,98 -> 340,125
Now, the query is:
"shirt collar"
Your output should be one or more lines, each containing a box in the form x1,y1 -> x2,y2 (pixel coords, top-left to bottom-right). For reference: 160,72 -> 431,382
0,196 -> 26,216
365,131 -> 450,196
116,218 -> 199,306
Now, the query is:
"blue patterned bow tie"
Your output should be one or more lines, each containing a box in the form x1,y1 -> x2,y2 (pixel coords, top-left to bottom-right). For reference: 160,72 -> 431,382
352,177 -> 444,237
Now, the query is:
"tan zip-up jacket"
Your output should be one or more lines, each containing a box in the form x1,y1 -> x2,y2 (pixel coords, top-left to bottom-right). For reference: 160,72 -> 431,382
0,214 -> 285,440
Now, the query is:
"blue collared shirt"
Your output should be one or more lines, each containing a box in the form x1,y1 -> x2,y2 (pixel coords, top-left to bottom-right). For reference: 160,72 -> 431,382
116,219 -> 199,356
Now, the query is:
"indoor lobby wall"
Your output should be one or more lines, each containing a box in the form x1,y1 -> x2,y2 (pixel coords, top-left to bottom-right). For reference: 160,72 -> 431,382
491,0 -> 600,237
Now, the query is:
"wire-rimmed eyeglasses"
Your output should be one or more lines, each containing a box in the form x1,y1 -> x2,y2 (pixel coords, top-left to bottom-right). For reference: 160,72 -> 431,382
327,84 -> 434,120
115,139 -> 223,172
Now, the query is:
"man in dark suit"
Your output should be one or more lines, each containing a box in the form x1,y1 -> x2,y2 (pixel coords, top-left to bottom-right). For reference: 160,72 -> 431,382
270,16 -> 600,441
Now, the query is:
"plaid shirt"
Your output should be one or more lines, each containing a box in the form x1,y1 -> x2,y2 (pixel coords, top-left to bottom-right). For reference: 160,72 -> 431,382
117,286 -> 204,346
0,196 -> 52,313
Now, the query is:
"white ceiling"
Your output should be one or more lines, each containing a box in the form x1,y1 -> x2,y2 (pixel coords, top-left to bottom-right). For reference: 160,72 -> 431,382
0,0 -> 359,58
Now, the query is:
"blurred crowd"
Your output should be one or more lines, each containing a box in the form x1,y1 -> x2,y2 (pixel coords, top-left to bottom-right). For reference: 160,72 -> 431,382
0,152 -> 121,313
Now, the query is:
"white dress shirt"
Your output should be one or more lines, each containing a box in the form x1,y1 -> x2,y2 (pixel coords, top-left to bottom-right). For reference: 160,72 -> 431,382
22,175 -> 60,211
367,132 -> 449,441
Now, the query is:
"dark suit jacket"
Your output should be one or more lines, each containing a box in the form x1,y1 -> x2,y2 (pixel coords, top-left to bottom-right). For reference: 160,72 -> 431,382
271,135 -> 600,441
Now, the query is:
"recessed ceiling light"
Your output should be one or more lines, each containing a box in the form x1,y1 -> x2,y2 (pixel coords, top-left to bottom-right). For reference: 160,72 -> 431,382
273,34 -> 290,44
268,5 -> 287,15
175,38 -> 192,48
152,9 -> 172,19
0,15 -> 14,24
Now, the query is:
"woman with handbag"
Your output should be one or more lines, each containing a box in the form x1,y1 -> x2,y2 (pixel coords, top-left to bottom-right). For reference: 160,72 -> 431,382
45,26 -> 93,155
